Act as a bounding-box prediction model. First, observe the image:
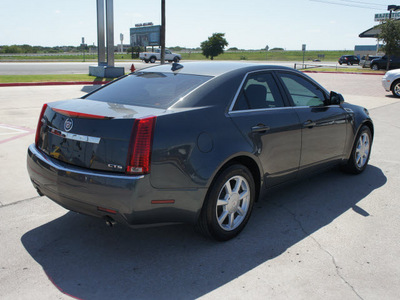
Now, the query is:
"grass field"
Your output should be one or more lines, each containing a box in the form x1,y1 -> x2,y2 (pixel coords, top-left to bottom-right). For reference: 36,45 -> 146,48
0,50 -> 383,83
0,50 -> 354,62
0,68 -> 385,84
0,74 -> 114,83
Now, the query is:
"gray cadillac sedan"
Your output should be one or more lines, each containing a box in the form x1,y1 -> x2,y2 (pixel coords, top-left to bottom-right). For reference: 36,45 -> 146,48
27,62 -> 373,241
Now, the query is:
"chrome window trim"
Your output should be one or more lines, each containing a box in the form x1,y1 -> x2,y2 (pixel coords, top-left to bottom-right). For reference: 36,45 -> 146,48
228,68 -> 305,113
228,105 -> 341,115
228,68 -> 334,114
229,106 -> 295,114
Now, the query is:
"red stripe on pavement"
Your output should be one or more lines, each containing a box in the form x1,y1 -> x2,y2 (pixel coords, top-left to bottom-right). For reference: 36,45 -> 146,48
0,81 -> 110,87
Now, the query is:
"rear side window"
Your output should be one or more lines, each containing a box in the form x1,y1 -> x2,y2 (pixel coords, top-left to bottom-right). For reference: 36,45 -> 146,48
233,72 -> 284,111
85,72 -> 212,109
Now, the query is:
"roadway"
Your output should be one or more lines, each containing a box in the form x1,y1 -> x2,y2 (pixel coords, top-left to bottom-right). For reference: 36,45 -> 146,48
0,72 -> 399,299
0,61 -> 349,75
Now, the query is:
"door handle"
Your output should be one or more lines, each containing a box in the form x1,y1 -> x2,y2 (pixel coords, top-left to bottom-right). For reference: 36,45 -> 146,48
303,120 -> 316,128
251,124 -> 270,133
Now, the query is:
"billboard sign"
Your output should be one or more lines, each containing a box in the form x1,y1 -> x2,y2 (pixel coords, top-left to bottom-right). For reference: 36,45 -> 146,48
375,13 -> 400,22
130,25 -> 161,47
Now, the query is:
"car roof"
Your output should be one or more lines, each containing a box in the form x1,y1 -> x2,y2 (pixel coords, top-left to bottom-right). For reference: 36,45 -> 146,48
139,61 -> 294,77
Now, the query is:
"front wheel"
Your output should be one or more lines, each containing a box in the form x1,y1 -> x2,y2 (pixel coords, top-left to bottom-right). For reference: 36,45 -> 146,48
173,57 -> 180,63
341,125 -> 372,174
150,57 -> 156,63
391,80 -> 400,97
196,164 -> 255,241
371,64 -> 379,71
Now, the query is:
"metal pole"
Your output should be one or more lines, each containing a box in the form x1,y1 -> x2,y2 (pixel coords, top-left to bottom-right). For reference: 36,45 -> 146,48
106,0 -> 115,67
96,0 -> 106,64
160,0 -> 166,64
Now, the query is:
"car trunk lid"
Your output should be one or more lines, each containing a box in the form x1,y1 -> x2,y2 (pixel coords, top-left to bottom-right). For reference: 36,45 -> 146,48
36,98 -> 164,174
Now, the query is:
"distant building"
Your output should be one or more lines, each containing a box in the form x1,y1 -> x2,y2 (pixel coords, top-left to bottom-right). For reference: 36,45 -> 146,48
354,45 -> 383,58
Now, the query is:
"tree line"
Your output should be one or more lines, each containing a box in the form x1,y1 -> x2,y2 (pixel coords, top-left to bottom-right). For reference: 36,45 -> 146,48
0,44 -> 94,54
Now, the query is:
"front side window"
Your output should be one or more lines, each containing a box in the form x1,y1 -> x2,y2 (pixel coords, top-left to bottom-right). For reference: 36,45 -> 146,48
233,72 -> 284,111
278,73 -> 326,107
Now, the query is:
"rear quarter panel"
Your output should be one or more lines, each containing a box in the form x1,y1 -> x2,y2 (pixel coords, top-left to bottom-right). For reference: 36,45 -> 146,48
150,106 -> 258,190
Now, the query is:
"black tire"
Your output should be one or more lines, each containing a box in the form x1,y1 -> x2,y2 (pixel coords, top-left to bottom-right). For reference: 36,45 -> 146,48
339,62 -> 342,65
341,125 -> 372,174
150,57 -> 156,63
196,164 -> 255,241
371,64 -> 379,71
173,56 -> 180,63
391,79 -> 400,98
144,59 -> 149,63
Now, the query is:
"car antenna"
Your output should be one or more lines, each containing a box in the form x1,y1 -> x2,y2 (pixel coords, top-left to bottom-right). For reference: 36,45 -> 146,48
171,62 -> 183,72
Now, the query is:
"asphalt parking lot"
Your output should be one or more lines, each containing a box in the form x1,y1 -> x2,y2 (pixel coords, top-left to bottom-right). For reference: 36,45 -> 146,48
1,72 -> 399,299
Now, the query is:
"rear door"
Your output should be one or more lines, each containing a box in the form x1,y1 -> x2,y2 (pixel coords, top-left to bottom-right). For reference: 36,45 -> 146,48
275,71 -> 349,172
228,71 -> 301,187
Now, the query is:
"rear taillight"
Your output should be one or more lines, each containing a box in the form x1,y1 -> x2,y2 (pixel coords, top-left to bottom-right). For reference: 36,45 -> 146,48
35,103 -> 48,147
126,116 -> 156,175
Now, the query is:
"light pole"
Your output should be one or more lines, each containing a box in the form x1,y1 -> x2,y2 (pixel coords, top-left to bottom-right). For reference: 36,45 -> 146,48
160,0 -> 166,64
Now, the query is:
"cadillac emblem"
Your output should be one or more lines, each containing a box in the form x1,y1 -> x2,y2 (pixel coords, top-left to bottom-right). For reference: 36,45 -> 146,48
64,118 -> 74,132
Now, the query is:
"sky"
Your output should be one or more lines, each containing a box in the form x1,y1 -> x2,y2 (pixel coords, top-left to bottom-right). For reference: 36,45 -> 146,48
0,0 -> 389,50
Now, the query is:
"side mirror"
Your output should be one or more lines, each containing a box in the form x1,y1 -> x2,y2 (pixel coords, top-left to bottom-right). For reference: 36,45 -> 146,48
328,91 -> 344,106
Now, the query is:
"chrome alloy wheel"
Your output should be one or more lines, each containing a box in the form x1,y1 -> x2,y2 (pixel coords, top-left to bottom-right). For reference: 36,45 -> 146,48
355,132 -> 370,169
394,82 -> 400,97
216,175 -> 250,231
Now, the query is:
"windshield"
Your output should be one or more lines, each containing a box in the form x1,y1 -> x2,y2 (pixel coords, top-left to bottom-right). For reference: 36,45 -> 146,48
85,72 -> 212,109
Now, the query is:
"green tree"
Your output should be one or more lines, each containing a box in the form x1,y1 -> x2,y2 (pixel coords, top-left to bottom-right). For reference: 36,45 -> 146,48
379,19 -> 400,70
200,33 -> 228,60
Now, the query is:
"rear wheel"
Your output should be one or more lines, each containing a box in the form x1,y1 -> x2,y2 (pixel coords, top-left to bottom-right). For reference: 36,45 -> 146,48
391,80 -> 400,97
196,164 -> 255,241
341,125 -> 372,174
150,57 -> 156,63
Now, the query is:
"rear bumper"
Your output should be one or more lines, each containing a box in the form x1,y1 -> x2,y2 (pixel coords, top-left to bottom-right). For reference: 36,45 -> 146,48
27,144 -> 204,225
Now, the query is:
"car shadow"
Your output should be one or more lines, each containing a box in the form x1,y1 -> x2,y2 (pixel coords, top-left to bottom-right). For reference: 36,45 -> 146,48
385,94 -> 400,99
21,165 -> 386,300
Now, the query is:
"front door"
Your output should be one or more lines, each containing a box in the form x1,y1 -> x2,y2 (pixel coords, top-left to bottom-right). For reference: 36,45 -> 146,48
229,71 -> 302,187
276,71 -> 349,172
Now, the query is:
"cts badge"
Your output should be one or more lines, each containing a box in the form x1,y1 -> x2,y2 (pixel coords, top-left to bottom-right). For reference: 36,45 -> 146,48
64,118 -> 74,132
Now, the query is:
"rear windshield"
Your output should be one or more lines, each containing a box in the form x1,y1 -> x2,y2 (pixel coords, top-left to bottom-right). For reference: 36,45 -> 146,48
85,72 -> 212,108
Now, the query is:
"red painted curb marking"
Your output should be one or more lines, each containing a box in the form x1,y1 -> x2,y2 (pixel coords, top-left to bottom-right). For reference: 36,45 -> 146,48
0,81 -> 110,87
302,71 -> 385,76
